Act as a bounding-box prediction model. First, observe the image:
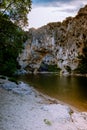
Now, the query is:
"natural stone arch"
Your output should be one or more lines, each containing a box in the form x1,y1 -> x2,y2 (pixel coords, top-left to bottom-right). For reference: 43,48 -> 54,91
38,54 -> 59,72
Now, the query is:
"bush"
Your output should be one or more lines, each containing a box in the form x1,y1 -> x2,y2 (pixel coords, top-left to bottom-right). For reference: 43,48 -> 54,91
47,64 -> 60,72
38,63 -> 60,72
75,62 -> 87,74
75,55 -> 87,74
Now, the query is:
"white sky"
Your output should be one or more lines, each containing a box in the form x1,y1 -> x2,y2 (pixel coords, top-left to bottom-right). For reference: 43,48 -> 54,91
28,0 -> 87,29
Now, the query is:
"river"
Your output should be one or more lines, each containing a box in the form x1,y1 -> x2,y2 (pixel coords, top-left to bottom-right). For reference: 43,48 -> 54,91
18,73 -> 87,111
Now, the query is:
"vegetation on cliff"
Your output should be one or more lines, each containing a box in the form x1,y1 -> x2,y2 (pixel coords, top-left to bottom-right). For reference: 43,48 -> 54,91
38,63 -> 60,72
75,45 -> 87,74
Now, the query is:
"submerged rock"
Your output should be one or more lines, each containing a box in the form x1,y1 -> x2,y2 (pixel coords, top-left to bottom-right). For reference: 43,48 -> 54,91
0,79 -> 33,95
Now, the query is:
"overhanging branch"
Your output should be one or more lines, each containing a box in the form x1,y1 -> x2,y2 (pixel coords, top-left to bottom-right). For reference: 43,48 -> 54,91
2,1 -> 14,15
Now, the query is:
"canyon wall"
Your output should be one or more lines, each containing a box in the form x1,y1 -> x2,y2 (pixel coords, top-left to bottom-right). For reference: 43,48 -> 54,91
17,5 -> 87,74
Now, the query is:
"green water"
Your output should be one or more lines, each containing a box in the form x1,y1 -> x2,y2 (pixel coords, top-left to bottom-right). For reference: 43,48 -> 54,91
18,73 -> 87,111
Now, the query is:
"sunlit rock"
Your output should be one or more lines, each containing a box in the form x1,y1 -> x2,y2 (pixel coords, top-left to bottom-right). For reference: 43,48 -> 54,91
18,5 -> 87,75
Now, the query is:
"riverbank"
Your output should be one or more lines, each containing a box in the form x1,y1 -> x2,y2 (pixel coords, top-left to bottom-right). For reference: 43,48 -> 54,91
0,77 -> 87,130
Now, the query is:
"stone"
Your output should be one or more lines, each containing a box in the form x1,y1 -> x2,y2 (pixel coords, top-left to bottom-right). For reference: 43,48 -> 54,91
18,5 -> 87,75
0,80 -> 33,95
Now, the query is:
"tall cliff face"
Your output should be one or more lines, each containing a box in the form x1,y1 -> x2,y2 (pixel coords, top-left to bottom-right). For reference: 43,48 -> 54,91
18,5 -> 87,74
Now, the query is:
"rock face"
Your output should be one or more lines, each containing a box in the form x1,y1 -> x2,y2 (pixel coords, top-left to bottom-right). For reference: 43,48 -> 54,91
18,5 -> 87,74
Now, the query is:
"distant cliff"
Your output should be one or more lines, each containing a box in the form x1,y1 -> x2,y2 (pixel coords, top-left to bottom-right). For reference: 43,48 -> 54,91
17,5 -> 87,75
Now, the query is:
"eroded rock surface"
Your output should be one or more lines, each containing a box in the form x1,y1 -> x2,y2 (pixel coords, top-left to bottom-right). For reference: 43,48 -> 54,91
18,5 -> 87,74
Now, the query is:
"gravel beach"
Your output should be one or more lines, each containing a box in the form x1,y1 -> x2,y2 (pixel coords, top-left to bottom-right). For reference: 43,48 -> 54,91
0,77 -> 87,130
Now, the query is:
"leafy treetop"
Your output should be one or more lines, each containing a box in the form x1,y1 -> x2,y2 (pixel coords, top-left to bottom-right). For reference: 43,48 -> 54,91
0,0 -> 32,27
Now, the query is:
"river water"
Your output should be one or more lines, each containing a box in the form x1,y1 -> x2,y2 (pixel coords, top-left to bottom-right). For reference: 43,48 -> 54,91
18,73 -> 87,111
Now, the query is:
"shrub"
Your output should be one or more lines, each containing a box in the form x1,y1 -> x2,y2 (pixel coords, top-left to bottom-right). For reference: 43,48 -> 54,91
38,63 -> 60,72
75,55 -> 87,74
47,64 -> 60,72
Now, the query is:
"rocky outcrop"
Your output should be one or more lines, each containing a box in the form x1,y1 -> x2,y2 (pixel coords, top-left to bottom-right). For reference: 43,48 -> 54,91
18,5 -> 87,74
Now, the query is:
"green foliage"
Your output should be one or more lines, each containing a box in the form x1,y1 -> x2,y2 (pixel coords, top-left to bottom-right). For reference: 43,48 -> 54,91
0,14 -> 28,76
44,119 -> 52,126
1,59 -> 16,75
76,40 -> 87,74
47,64 -> 60,72
0,0 -> 32,76
0,0 -> 32,27
75,55 -> 87,74
39,63 -> 60,72
65,66 -> 71,73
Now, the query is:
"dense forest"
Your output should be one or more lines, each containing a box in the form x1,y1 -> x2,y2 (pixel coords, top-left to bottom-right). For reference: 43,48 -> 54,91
0,0 -> 32,76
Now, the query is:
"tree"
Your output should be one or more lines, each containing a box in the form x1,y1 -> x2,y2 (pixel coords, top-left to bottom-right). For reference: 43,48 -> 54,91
0,0 -> 32,76
0,13 -> 28,76
0,0 -> 32,27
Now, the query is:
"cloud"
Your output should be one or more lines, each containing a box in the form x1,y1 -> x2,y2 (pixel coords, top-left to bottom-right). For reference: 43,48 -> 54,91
52,5 -> 82,14
28,0 -> 87,29
53,8 -> 77,14
60,8 -> 78,13
28,6 -> 76,29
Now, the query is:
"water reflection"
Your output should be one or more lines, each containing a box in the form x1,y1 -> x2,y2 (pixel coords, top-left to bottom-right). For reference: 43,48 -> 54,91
18,74 -> 87,111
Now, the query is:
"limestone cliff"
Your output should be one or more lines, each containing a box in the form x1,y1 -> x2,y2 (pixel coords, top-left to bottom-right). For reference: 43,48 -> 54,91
17,5 -> 87,74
